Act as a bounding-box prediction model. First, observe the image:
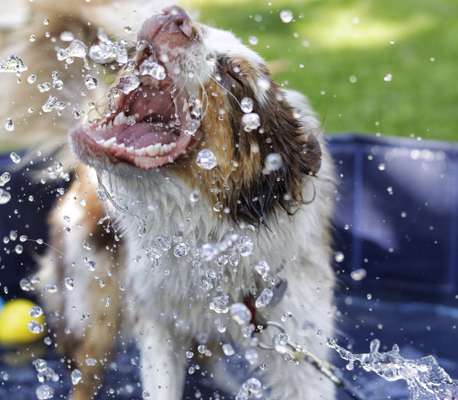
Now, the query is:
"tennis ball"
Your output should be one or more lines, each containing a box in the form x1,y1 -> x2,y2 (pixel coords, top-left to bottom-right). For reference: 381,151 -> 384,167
0,299 -> 46,345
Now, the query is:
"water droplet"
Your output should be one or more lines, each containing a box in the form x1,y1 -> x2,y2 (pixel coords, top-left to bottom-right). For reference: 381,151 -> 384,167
20,278 -> 35,292
4,118 -> 14,132
0,188 -> 11,205
14,244 -> 23,254
60,31 -> 75,42
64,277 -> 75,290
237,236 -> 253,257
349,75 -> 358,84
230,303 -> 252,325
27,74 -> 37,84
56,39 -> 87,62
28,320 -> 44,335
38,82 -> 52,93
0,55 -> 27,74
30,306 -> 43,318
384,73 -> 393,82
89,31 -> 127,65
184,119 -> 200,136
36,384 -> 54,400
210,293 -> 230,314
237,377 -> 263,399
222,343 -> 235,356
240,97 -> 254,113
245,348 -> 259,365
273,332 -> 290,354
140,57 -> 166,80
85,358 -> 97,366
10,152 -> 21,164
118,75 -> 140,95
334,252 -> 345,263
0,172 -> 11,187
196,149 -> 217,170
248,36 -> 258,46
71,369 -> 82,385
84,75 -> 98,90
51,71 -> 63,90
189,190 -> 200,203
350,268 -> 367,281
255,288 -> 273,308
254,260 -> 270,278
173,242 -> 190,257
280,10 -> 294,23
42,96 -> 66,113
242,113 -> 261,132
44,284 -> 58,293
263,153 -> 283,174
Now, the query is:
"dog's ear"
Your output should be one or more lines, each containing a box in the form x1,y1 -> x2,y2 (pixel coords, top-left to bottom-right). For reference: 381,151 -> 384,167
259,88 -> 322,179
214,59 -> 323,225
242,86 -> 322,218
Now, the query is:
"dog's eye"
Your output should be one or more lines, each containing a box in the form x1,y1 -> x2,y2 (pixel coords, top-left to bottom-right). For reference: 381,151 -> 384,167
217,57 -> 245,89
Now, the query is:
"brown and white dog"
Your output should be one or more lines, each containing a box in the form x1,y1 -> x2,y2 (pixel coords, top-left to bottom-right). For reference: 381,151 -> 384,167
4,2 -> 336,399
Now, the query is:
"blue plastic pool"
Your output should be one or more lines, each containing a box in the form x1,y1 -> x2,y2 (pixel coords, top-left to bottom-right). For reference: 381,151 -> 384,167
0,134 -> 456,399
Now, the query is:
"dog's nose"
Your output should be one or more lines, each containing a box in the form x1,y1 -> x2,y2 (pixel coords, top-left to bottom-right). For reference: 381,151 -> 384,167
160,6 -> 193,37
139,6 -> 194,45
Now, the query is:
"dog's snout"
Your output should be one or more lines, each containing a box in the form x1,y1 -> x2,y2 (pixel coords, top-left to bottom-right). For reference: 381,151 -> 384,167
139,6 -> 194,47
161,6 -> 193,37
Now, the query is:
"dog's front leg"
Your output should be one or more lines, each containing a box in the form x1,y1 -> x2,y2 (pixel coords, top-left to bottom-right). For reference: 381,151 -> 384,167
259,263 -> 336,399
136,321 -> 188,400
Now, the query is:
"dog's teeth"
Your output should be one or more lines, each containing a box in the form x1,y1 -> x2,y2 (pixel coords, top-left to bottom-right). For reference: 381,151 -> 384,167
127,146 -> 135,153
154,144 -> 162,155
103,137 -> 116,147
146,145 -> 156,156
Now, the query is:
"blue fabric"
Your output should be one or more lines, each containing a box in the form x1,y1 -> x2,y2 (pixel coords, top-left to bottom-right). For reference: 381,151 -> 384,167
328,134 -> 458,302
0,134 -> 456,399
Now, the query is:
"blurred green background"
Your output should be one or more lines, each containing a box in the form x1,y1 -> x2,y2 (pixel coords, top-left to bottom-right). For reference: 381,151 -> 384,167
187,0 -> 458,141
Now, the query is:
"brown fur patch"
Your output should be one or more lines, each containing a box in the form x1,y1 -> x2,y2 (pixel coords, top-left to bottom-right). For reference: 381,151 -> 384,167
45,166 -> 122,400
172,57 -> 322,227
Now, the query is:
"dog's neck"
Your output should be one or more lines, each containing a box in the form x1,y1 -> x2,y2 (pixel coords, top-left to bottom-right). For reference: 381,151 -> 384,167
96,167 -> 300,277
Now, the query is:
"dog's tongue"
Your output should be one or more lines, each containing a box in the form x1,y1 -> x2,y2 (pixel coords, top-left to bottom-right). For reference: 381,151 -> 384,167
114,124 -> 177,148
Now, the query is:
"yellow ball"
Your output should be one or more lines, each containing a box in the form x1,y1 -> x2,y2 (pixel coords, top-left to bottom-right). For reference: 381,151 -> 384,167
0,299 -> 46,345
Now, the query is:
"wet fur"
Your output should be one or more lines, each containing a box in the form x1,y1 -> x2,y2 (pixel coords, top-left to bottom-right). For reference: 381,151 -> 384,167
5,2 -> 337,399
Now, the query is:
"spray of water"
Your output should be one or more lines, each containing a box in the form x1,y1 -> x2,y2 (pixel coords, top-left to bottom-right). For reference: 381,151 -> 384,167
328,339 -> 458,400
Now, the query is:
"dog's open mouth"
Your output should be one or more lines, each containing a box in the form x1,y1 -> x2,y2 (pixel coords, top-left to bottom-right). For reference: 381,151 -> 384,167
72,70 -> 199,170
71,7 -> 201,170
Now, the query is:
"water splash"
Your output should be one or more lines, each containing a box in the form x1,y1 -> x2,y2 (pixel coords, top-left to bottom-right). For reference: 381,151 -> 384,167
328,339 -> 458,400
0,55 -> 27,74
89,30 -> 128,65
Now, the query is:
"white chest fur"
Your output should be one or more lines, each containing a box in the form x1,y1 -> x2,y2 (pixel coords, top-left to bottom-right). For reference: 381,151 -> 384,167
99,163 -> 335,347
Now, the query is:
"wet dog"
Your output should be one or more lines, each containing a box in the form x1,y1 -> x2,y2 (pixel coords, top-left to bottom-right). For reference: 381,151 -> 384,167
6,3 -> 336,399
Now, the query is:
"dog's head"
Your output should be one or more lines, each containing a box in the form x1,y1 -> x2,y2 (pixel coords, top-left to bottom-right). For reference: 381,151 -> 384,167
71,6 -> 323,226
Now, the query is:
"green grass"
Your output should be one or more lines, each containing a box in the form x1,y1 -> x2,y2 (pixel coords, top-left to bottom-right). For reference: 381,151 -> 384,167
187,0 -> 458,141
